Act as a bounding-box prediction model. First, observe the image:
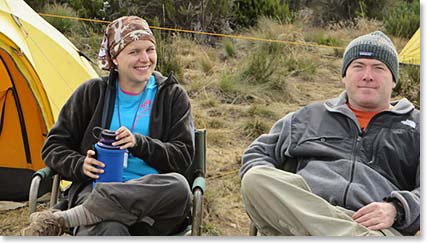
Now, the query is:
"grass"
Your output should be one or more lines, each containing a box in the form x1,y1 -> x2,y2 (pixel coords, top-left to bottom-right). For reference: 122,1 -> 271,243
3,14 -> 418,236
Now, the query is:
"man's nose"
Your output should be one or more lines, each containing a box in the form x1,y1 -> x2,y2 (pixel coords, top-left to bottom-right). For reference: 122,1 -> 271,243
362,67 -> 374,82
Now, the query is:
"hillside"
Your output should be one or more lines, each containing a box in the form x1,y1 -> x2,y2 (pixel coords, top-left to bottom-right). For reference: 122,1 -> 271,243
0,16 -> 417,236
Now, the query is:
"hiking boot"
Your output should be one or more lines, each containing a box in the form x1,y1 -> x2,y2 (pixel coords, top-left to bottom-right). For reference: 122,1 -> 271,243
21,209 -> 66,236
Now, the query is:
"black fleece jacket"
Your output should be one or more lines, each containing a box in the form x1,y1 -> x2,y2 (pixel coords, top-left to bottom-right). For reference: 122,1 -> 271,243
41,70 -> 194,207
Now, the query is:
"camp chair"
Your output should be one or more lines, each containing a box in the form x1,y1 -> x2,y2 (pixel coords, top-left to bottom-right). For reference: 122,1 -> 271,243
28,129 -> 207,236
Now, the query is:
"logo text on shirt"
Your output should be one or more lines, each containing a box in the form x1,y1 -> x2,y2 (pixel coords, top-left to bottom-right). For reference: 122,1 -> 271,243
401,119 -> 416,129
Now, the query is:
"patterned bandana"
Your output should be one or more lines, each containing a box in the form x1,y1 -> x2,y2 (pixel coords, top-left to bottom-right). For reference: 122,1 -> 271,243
98,16 -> 156,70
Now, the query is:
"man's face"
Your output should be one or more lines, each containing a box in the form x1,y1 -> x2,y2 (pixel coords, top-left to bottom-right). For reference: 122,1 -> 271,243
113,39 -> 157,85
343,58 -> 395,112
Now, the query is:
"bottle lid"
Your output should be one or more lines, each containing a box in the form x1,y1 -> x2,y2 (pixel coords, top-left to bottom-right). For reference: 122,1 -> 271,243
100,129 -> 116,146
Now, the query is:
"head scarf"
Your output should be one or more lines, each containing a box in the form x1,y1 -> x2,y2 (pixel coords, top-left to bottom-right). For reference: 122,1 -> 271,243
98,16 -> 156,70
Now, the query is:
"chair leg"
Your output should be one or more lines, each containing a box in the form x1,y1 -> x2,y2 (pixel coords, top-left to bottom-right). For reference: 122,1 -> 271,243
249,221 -> 258,236
191,188 -> 203,236
28,176 -> 42,215
50,174 -> 60,208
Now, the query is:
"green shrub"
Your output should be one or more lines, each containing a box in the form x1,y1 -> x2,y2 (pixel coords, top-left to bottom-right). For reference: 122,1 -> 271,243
394,64 -> 420,108
246,104 -> 277,119
219,72 -> 240,94
240,41 -> 283,85
42,3 -> 82,34
308,0 -> 390,26
232,0 -> 294,28
223,39 -> 236,58
151,18 -> 183,80
243,119 -> 269,139
305,33 -> 342,47
383,0 -> 419,38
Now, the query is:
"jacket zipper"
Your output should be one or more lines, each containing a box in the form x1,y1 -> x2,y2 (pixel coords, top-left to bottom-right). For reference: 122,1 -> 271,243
342,127 -> 364,207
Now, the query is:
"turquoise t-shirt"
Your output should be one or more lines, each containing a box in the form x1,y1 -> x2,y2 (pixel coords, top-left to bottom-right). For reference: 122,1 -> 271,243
109,75 -> 159,181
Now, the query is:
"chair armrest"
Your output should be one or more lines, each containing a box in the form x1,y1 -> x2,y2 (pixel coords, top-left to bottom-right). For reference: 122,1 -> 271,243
32,167 -> 56,180
192,176 -> 205,194
28,167 -> 58,215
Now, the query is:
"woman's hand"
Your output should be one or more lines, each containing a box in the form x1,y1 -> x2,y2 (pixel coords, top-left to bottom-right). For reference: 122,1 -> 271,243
83,149 -> 104,179
112,126 -> 136,149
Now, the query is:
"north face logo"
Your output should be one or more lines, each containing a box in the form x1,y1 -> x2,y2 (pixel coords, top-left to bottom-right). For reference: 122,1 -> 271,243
401,119 -> 416,129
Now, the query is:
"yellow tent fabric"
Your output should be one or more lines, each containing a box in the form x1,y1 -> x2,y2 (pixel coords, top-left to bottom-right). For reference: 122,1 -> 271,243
399,28 -> 420,65
0,0 -> 99,201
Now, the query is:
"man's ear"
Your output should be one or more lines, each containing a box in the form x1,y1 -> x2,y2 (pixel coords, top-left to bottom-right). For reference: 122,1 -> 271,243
392,81 -> 397,89
112,59 -> 118,65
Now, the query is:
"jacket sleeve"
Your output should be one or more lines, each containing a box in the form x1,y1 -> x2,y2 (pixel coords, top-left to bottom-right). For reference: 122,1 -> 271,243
240,112 -> 294,179
389,163 -> 420,235
41,81 -> 98,182
129,87 -> 194,174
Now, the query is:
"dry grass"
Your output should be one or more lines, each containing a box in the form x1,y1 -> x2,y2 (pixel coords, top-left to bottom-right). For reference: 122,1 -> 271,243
1,17 -> 416,236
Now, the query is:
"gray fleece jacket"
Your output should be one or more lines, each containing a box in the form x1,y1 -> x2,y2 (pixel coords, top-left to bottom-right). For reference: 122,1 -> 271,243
240,92 -> 419,235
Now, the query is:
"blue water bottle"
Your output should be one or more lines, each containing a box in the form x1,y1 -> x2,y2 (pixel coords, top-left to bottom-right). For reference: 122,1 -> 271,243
92,128 -> 127,187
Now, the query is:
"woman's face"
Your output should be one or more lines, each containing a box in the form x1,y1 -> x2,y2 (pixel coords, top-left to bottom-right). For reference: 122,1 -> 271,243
113,39 -> 157,85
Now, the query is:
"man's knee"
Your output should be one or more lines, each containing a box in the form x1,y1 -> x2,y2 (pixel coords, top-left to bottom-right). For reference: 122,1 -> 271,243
75,221 -> 129,236
241,166 -> 273,199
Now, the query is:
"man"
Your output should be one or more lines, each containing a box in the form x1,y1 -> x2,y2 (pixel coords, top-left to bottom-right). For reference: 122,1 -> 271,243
22,16 -> 194,236
240,31 -> 419,236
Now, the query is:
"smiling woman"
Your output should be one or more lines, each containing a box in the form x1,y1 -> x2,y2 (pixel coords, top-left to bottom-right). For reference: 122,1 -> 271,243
22,16 -> 195,236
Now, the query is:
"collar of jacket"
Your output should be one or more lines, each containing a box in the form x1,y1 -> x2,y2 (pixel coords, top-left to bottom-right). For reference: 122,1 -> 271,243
324,91 -> 415,116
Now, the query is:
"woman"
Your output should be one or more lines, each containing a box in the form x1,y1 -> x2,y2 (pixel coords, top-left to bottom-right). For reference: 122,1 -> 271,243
22,16 -> 194,236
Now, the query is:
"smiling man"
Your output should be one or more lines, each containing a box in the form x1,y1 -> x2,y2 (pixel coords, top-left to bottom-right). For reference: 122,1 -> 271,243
22,16 -> 194,236
240,31 -> 419,236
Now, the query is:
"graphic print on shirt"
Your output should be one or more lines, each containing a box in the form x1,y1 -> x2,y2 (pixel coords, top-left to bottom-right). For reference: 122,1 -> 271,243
133,99 -> 152,129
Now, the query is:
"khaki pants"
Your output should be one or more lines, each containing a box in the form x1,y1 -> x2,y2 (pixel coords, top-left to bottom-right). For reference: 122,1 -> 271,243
241,166 -> 401,236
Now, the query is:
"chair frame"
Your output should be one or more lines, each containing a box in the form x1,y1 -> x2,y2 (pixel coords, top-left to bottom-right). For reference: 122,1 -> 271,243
28,129 -> 207,236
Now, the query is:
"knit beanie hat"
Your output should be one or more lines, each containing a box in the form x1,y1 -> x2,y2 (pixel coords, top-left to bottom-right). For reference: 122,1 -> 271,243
98,16 -> 156,70
341,31 -> 399,83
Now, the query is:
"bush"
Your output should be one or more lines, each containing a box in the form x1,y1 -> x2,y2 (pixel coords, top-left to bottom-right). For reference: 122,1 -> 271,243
383,0 -> 419,38
243,119 -> 269,139
394,64 -> 420,108
41,3 -> 82,34
151,18 -> 183,80
232,0 -> 294,28
222,39 -> 236,58
308,0 -> 390,26
305,33 -> 342,47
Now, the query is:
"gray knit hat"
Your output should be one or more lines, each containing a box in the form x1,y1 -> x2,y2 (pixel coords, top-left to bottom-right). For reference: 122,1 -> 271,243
341,31 -> 399,83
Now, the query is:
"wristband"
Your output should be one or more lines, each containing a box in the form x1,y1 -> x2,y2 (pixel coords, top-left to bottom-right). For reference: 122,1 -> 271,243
384,197 -> 404,226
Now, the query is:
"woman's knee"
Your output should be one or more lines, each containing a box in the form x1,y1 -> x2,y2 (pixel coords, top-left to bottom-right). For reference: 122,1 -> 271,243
167,173 -> 191,203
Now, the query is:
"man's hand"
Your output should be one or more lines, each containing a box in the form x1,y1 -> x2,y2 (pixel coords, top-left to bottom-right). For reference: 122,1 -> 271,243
112,126 -> 136,149
83,149 -> 105,179
352,202 -> 397,230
